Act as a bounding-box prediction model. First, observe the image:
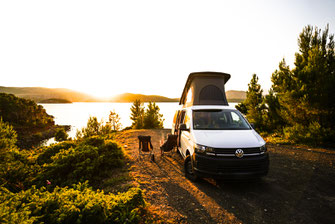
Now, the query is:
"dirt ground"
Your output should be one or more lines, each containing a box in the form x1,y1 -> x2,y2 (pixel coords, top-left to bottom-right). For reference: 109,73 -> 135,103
114,129 -> 335,224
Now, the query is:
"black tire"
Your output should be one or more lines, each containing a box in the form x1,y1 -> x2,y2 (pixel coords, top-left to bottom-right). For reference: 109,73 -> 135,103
184,155 -> 198,182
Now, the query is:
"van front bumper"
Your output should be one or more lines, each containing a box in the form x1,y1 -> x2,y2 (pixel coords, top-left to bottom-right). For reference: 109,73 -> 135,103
192,153 -> 269,179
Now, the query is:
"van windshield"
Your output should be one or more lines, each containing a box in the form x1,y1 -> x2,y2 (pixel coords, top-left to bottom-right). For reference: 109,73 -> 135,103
193,109 -> 251,130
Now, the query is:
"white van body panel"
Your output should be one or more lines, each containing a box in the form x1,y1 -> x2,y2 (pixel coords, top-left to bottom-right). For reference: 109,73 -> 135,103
192,130 -> 265,149
180,130 -> 193,158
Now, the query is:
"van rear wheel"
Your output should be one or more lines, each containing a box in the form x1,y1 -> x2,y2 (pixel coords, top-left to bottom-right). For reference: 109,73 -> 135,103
184,155 -> 198,182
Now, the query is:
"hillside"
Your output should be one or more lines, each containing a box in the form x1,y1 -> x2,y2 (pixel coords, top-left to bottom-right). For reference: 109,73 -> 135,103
39,98 -> 72,103
111,91 -> 246,103
0,86 -> 246,103
110,93 -> 179,102
0,86 -> 97,103
226,90 -> 246,102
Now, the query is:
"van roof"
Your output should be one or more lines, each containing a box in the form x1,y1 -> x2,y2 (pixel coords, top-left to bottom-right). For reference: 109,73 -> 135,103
189,105 -> 237,110
179,71 -> 231,106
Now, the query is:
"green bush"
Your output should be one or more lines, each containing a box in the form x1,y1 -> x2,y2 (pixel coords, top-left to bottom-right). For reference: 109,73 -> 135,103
81,135 -> 105,147
0,182 -> 146,224
37,137 -> 125,187
55,128 -> 68,142
283,122 -> 335,145
0,120 -> 39,192
0,119 -> 17,152
0,148 -> 41,192
37,141 -> 77,165
76,117 -> 118,139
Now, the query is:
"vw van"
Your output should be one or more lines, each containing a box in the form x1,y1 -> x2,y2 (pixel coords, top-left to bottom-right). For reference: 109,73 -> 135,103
173,72 -> 269,181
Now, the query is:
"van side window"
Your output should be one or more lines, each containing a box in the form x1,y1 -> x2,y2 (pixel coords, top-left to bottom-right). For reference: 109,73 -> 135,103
186,89 -> 193,103
177,110 -> 186,130
184,110 -> 191,129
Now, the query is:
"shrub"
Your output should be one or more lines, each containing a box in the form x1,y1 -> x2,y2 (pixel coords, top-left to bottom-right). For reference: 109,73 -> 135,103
283,121 -> 335,145
0,182 -> 146,224
37,141 -> 77,165
54,128 -> 68,142
0,148 -> 41,192
37,137 -> 125,187
0,119 -> 17,152
81,135 -> 105,147
76,116 -> 119,139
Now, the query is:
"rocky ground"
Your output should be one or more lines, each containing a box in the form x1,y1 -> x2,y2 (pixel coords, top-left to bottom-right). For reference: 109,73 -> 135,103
114,129 -> 335,224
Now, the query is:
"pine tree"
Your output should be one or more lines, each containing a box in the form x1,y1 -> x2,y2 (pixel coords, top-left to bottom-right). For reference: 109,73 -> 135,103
271,24 -> 335,144
237,74 -> 265,131
108,110 -> 122,131
143,102 -> 164,129
130,99 -> 144,129
263,88 -> 285,132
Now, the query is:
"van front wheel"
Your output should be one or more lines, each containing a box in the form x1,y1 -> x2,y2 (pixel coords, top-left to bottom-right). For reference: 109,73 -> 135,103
184,155 -> 198,182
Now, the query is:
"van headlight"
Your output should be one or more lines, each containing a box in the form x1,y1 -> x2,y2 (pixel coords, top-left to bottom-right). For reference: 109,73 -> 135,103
194,144 -> 214,154
260,144 -> 267,152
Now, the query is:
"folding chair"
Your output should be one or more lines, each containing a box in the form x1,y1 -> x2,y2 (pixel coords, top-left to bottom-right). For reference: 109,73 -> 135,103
160,134 -> 178,156
138,135 -> 155,161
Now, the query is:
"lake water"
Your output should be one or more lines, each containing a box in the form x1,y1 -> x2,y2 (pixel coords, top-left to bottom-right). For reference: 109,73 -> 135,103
40,102 -> 238,142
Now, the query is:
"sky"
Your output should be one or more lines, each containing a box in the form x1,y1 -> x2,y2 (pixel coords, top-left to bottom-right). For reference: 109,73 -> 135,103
1,0 -> 334,98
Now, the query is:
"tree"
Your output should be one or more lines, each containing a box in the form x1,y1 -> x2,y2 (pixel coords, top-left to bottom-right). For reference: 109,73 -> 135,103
143,102 -> 164,129
76,116 -> 101,139
130,99 -> 144,129
263,88 -> 285,132
271,24 -> 335,144
235,101 -> 247,115
108,110 -> 122,131
237,74 -> 265,131
0,93 -> 54,128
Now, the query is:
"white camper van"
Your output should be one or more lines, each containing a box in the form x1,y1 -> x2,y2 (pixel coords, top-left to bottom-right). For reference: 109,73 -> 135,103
173,72 -> 269,181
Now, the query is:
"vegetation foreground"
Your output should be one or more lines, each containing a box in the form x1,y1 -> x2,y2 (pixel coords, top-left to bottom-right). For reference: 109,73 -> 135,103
0,119 -> 157,224
0,90 -> 168,223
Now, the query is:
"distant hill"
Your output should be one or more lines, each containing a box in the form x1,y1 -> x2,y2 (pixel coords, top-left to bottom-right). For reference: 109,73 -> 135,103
110,93 -> 179,102
0,86 -> 246,103
0,86 -> 97,103
111,91 -> 246,103
39,98 -> 72,103
226,90 -> 246,102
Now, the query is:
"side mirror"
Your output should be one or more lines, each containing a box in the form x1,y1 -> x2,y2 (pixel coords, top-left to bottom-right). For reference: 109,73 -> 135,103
250,123 -> 255,129
179,123 -> 189,131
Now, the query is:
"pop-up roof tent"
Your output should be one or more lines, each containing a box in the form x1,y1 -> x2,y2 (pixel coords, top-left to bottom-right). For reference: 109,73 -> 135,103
179,71 -> 231,107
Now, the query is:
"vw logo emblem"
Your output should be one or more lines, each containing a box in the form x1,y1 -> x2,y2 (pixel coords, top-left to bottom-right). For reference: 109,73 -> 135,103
235,149 -> 244,158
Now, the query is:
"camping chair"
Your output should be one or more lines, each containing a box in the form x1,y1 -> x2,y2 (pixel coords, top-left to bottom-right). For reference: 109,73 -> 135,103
160,134 -> 178,156
138,135 -> 155,161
